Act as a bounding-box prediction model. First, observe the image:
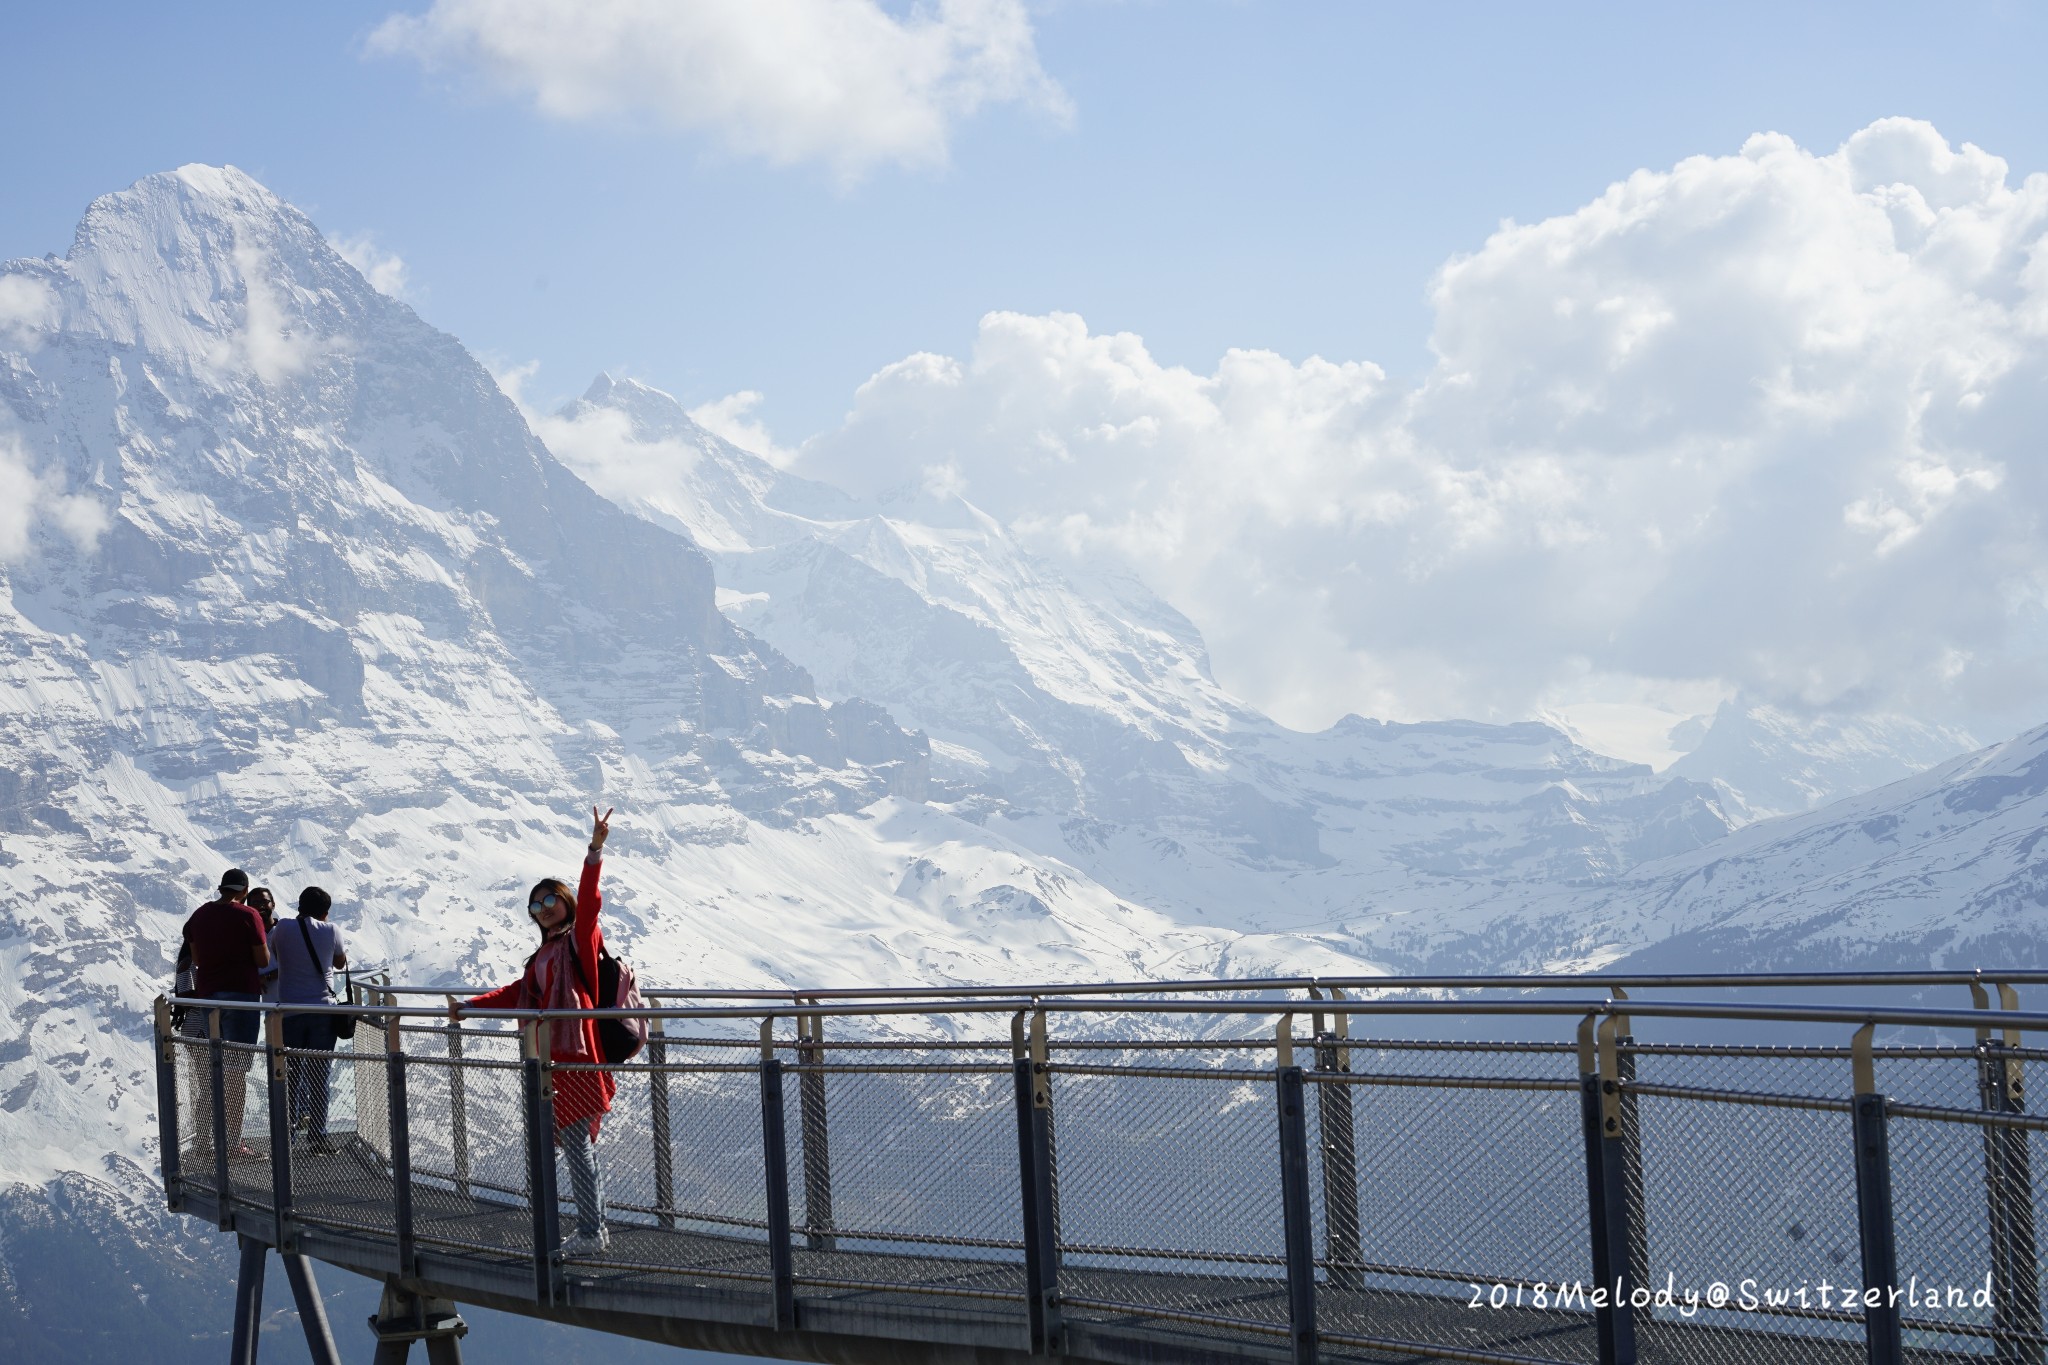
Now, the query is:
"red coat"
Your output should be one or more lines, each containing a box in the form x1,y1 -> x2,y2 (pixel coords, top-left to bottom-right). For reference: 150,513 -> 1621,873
467,854 -> 617,1136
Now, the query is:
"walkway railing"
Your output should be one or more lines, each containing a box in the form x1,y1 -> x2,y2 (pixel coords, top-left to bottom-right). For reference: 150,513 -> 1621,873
154,974 -> 2048,1365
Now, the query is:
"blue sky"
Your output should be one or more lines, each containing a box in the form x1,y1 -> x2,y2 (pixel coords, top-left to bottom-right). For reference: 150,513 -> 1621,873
8,2 -> 2048,743
5,2 -> 2044,434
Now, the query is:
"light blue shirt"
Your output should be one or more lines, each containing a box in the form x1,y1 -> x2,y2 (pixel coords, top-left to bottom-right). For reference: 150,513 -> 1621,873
267,915 -> 344,1005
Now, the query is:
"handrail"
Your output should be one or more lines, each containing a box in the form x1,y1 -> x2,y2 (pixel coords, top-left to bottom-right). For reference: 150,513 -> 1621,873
360,966 -> 2048,1001
165,990 -> 2048,1035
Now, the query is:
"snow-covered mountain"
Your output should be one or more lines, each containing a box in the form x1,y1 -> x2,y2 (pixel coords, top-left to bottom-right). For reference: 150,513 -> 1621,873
1370,720 -> 2048,974
550,375 -> 1741,926
1666,698 -> 1976,822
1,165 -> 2039,1359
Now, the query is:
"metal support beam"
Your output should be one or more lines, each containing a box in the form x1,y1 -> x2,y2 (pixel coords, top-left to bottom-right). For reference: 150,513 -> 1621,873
369,1281 -> 468,1365
1583,1015 -> 1638,1365
760,1022 -> 797,1333
154,997 -> 183,1211
1606,988 -> 1647,1294
1848,1022 -> 1902,1365
281,1252 -> 341,1365
230,1234 -> 266,1365
1851,1087 -> 1902,1365
1311,988 -> 1361,1292
1013,1010 -> 1062,1355
446,998 -> 470,1202
796,1006 -> 835,1251
650,1020 -> 676,1231
1978,1035 -> 2043,1362
387,1018 -> 416,1277
211,1009 -> 232,1229
1276,1064 -> 1318,1365
265,1012 -> 295,1251
522,1020 -> 561,1305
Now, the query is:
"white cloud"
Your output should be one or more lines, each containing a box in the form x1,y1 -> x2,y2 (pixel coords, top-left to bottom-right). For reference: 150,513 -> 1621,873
798,120 -> 2048,736
0,434 -> 109,561
331,232 -> 411,297
688,390 -> 795,467
369,0 -> 1070,179
205,244 -> 331,386
0,275 -> 58,348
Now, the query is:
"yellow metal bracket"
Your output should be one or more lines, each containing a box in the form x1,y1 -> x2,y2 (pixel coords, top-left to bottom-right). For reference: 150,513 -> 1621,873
1852,1022 -> 1876,1096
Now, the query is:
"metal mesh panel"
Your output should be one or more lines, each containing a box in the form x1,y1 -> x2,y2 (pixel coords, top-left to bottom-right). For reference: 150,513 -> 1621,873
782,1054 -> 1027,1308
1311,1057 -> 1596,1365
1051,1065 -> 1293,1338
404,1028 -> 536,1260
1624,1082 -> 1865,1365
549,1039 -> 778,1300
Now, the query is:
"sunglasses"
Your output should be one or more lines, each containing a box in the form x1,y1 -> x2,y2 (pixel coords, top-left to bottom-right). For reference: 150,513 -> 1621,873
527,892 -> 565,917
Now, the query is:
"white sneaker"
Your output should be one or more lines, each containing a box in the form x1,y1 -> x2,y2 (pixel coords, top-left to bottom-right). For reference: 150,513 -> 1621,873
558,1228 -> 610,1259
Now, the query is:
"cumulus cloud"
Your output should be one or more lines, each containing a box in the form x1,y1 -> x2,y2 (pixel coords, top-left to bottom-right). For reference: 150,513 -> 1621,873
688,390 -> 796,466
799,120 -> 2048,735
0,275 -> 58,349
369,0 -> 1070,178
331,232 -> 410,297
205,244 -> 331,386
0,434 -> 110,561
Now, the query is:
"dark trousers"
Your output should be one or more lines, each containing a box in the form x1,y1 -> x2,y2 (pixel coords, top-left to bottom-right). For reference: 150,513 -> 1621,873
281,1012 -> 340,1139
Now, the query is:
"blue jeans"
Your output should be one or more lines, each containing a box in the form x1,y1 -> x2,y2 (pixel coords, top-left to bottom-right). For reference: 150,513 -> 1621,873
281,1012 -> 339,1139
557,1122 -> 605,1238
211,991 -> 262,1045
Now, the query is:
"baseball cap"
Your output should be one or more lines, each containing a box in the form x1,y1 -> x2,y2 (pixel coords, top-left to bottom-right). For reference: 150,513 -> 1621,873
219,868 -> 251,893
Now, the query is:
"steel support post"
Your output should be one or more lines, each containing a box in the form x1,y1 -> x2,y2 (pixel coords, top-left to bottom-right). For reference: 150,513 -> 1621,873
1613,1035 -> 1648,1293
281,1252 -> 342,1365
266,1012 -> 295,1251
522,1020 -> 562,1305
1852,1090 -> 1903,1365
760,1044 -> 797,1332
1978,1038 -> 2043,1364
369,1281 -> 468,1365
1276,1064 -> 1319,1365
796,1008 -> 835,1251
1583,1016 -> 1638,1365
1313,1025 -> 1361,1292
154,998 -> 183,1210
650,1021 -> 676,1231
1013,1007 -> 1063,1355
230,1234 -> 266,1365
387,1019 -> 416,1277
446,1000 -> 470,1202
211,1009 -> 233,1228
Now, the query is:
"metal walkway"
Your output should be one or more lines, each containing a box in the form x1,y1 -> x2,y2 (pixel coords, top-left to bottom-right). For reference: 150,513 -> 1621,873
154,972 -> 2048,1365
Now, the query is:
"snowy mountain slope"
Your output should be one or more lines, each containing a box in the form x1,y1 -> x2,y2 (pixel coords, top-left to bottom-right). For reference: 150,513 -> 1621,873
1370,721 -> 2048,973
554,377 -> 1742,930
0,167 -> 1380,1203
1666,698 -> 1977,821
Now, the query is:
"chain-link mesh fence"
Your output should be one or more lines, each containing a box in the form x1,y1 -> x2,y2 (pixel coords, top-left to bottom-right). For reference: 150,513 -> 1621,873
1049,1060 -> 1295,1343
548,1034 -> 779,1311
1310,1042 -> 1597,1365
151,998 -> 2048,1365
780,1040 -> 1029,1324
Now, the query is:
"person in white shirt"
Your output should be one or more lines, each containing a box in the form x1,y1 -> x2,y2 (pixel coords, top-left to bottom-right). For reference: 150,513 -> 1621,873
268,886 -> 348,1152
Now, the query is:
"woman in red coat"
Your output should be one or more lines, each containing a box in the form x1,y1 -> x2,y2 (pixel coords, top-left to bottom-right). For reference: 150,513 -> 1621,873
452,806 -> 619,1255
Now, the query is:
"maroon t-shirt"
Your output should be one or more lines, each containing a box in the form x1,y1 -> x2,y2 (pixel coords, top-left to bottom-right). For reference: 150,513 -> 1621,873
183,898 -> 267,996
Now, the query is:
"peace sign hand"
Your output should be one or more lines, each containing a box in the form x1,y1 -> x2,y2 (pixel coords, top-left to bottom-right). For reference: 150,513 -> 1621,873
590,805 -> 614,853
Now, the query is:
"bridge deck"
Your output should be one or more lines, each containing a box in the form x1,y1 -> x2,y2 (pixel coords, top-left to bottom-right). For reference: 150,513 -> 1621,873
176,1133 -> 1908,1365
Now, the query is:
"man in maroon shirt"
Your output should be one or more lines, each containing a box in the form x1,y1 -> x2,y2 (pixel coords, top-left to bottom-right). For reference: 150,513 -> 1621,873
182,869 -> 271,1159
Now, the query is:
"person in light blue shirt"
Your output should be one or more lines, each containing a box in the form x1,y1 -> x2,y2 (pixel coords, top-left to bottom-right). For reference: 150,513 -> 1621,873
268,886 -> 348,1151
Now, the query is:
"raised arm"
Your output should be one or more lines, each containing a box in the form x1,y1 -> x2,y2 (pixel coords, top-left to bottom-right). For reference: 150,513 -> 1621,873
575,806 -> 610,970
